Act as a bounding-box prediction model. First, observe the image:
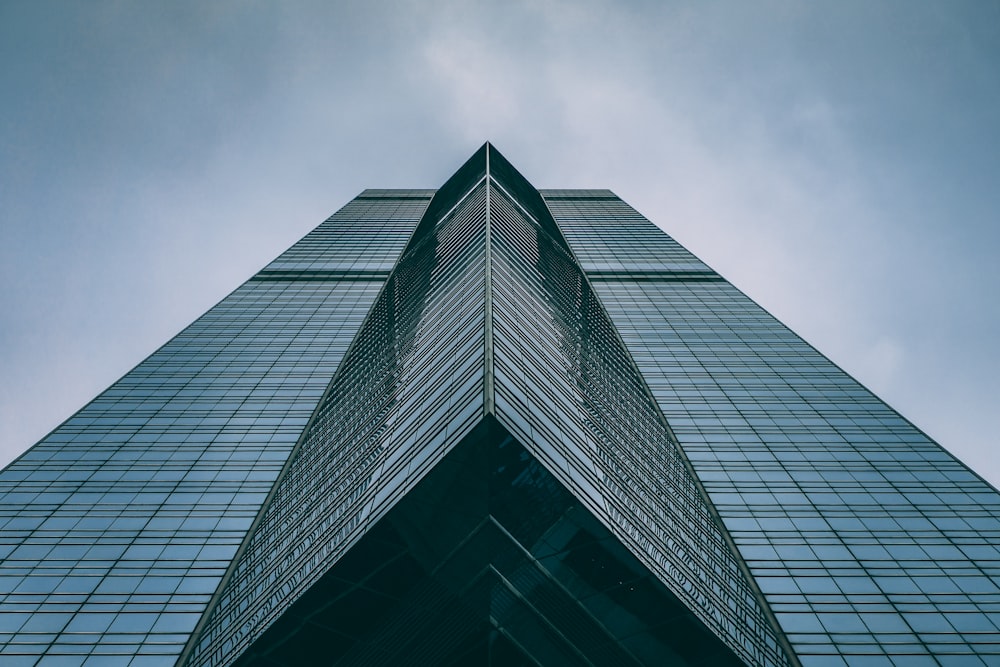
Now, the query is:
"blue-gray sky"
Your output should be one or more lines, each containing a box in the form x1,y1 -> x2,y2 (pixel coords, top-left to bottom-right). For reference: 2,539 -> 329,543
2,1 -> 998,484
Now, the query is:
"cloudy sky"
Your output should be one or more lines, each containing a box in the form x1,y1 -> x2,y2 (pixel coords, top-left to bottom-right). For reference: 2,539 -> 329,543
1,1 -> 998,484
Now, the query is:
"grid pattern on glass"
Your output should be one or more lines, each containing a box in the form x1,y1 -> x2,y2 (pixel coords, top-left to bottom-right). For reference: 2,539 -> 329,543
544,190 -> 712,274
230,418 -> 751,666
551,193 -> 1000,666
185,178 -> 490,666
0,195 -> 426,666
263,189 -> 428,273
489,176 -> 791,667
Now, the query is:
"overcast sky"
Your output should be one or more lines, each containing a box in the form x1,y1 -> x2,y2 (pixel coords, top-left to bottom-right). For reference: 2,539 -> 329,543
1,1 -> 998,485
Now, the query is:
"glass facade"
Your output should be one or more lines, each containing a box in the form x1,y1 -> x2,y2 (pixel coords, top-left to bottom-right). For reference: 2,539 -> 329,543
185,151 -> 492,666
550,192 -> 1000,666
1,144 -> 997,666
486,153 -> 788,667
0,194 -> 427,665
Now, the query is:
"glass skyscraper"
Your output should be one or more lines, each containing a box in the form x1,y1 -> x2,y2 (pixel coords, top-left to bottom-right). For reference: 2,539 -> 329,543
2,144 -> 998,666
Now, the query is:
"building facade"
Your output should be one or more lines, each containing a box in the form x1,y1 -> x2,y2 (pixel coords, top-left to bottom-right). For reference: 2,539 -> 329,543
1,144 -> 998,666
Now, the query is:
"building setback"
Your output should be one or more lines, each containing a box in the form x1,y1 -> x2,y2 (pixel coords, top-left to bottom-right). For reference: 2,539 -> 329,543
1,144 -> 998,667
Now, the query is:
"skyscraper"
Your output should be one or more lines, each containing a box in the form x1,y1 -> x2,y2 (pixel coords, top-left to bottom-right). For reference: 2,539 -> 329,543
2,144 -> 998,667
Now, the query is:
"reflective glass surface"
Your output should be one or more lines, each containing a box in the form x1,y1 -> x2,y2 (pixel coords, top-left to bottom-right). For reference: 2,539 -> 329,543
186,146 -> 785,666
233,419 -> 747,666
0,192 -> 427,665
489,165 -> 789,667
550,191 -> 1000,666
6,146 -> 998,667
186,160 -> 490,666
